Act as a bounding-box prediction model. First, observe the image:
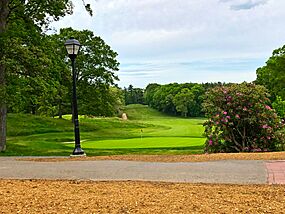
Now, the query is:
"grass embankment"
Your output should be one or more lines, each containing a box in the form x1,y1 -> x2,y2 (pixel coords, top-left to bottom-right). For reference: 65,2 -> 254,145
3,104 -> 205,156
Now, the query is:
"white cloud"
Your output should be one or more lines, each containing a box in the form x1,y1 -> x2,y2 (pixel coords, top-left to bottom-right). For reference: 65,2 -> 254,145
220,0 -> 268,10
51,0 -> 285,87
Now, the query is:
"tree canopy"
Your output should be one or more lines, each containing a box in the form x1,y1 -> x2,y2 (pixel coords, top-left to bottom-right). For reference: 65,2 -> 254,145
123,85 -> 144,105
256,45 -> 285,100
144,82 -> 206,117
0,0 -> 75,151
0,1 -> 121,151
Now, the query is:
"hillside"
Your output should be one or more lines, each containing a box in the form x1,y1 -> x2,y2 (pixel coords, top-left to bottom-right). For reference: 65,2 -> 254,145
3,105 -> 205,156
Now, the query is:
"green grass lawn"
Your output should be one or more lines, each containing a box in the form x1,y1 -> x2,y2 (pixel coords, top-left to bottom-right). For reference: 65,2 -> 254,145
2,104 -> 206,156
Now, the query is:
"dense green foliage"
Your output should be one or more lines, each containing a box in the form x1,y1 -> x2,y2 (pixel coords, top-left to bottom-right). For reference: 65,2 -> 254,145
256,45 -> 285,100
272,96 -> 285,119
0,0 -> 77,151
256,45 -> 285,117
203,83 -> 285,153
54,28 -> 122,117
2,105 -> 205,156
144,82 -> 226,117
123,85 -> 144,105
6,27 -> 122,117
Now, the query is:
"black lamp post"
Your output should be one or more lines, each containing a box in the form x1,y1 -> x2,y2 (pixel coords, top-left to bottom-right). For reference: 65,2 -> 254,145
64,37 -> 85,156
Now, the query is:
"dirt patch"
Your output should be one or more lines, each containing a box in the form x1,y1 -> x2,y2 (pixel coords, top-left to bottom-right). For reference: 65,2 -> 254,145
21,151 -> 285,162
0,180 -> 284,213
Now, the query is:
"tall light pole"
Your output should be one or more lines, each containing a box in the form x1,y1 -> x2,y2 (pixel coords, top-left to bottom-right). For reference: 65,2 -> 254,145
64,37 -> 85,156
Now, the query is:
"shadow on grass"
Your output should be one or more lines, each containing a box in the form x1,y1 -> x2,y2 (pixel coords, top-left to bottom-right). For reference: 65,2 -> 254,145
0,144 -> 204,157
0,141 -> 72,156
84,145 -> 205,156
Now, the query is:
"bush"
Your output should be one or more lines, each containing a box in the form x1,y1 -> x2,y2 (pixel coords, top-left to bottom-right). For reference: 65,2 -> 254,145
203,83 -> 284,153
272,96 -> 285,119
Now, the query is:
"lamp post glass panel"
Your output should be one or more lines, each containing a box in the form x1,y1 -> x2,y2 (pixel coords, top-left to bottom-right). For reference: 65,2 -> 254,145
64,37 -> 85,156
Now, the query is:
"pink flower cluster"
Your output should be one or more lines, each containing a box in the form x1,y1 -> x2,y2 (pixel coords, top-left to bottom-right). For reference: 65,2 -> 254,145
262,124 -> 271,129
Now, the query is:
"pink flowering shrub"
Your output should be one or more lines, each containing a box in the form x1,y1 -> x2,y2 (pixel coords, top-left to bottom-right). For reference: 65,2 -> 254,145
203,83 -> 285,153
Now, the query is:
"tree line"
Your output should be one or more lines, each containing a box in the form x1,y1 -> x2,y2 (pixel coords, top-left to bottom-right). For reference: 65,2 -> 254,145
123,85 -> 144,105
140,44 -> 285,119
143,82 -> 228,117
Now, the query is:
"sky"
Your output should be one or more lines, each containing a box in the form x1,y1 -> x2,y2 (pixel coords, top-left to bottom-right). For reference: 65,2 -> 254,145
51,0 -> 285,88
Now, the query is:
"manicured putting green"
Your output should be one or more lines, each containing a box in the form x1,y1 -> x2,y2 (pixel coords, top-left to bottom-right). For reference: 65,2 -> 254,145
81,137 -> 205,149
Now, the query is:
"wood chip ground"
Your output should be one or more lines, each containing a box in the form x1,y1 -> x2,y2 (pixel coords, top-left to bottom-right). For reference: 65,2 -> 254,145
0,180 -> 284,213
22,151 -> 285,162
5,153 -> 285,213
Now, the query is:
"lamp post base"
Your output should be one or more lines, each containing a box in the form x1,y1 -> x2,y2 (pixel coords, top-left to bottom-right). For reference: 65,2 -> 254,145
70,154 -> 86,158
71,147 -> 86,156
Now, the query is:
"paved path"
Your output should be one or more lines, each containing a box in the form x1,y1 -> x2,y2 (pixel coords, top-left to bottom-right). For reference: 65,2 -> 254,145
0,157 -> 284,184
266,161 -> 285,184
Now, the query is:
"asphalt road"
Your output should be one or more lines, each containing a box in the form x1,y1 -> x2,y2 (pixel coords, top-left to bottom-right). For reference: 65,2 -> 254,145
0,157 -> 267,184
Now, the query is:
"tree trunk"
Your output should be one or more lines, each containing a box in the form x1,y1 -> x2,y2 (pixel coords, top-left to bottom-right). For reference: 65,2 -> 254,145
0,1 -> 9,32
0,104 -> 7,151
0,62 -> 7,151
71,101 -> 74,123
0,0 -> 10,152
58,87 -> 63,119
58,99 -> 63,119
31,104 -> 36,115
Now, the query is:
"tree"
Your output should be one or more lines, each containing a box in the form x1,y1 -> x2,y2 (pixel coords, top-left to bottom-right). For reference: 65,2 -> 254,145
124,85 -> 134,105
203,83 -> 284,153
272,96 -> 285,119
124,85 -> 144,105
5,33 -> 71,117
144,83 -> 206,117
0,0 -> 73,151
256,45 -> 285,100
6,26 -> 121,118
173,88 -> 194,117
55,28 -> 121,116
151,83 -> 181,114
144,83 -> 161,108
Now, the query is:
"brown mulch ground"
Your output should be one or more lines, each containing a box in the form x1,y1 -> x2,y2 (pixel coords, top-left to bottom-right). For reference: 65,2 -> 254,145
0,180 -> 284,213
21,151 -> 285,162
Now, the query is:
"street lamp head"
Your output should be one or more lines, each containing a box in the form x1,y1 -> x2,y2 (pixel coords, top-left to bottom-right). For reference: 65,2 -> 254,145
64,37 -> 81,59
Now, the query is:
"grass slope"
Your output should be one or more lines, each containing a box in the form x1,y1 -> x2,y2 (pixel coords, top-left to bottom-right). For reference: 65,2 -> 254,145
2,104 -> 205,156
